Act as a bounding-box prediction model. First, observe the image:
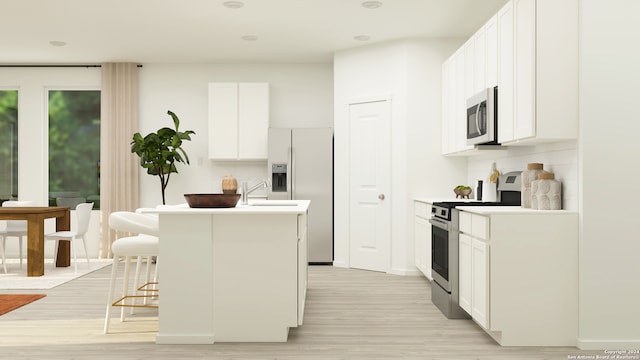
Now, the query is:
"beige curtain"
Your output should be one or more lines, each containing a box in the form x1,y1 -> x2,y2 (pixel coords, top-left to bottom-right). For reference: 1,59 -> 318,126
99,63 -> 139,258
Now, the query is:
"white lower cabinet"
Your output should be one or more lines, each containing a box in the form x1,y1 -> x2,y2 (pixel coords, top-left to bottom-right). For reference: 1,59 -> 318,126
457,208 -> 578,346
458,212 -> 490,329
414,201 -> 432,279
470,238 -> 489,328
458,233 -> 472,313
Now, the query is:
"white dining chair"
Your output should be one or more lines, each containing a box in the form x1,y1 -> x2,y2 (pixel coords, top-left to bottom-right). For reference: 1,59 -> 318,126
0,200 -> 35,273
45,202 -> 94,273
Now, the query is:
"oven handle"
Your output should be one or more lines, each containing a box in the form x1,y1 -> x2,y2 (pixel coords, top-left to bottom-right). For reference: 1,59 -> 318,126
429,217 -> 450,231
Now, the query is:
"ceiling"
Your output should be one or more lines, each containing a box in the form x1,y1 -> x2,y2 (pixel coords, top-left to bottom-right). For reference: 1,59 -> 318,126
2,0 -> 508,64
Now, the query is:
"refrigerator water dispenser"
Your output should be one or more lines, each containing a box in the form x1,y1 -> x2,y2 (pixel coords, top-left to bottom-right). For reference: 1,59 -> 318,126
271,163 -> 287,192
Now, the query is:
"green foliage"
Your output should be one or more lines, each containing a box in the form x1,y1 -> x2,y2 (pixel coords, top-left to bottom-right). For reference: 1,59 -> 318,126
48,91 -> 101,206
131,110 -> 195,204
0,90 -> 19,201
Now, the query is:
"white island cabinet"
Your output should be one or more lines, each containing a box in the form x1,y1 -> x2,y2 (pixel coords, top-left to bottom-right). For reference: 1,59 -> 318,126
141,200 -> 309,344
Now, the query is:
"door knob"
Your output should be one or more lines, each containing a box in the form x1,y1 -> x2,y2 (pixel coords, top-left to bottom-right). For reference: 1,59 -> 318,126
378,194 -> 385,200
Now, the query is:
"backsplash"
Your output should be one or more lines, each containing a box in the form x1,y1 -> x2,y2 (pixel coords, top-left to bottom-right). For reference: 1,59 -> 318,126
466,141 -> 578,210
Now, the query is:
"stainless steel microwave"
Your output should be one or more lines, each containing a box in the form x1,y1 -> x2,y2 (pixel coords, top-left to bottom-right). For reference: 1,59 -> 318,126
466,86 -> 498,146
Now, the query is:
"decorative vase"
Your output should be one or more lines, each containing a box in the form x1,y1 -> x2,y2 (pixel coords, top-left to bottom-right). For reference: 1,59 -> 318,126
521,163 -> 544,208
221,175 -> 238,194
531,172 -> 562,210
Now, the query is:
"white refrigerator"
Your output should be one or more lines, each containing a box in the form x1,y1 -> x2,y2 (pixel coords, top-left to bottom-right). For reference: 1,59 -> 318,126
268,128 -> 333,264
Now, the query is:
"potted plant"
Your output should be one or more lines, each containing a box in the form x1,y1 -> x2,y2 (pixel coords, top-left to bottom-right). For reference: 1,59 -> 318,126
131,110 -> 195,205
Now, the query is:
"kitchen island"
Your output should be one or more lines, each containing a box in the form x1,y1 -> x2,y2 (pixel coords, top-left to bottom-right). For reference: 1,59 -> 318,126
140,200 -> 309,344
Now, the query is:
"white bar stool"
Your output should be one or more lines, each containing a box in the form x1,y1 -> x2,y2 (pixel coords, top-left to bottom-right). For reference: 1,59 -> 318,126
104,211 -> 159,334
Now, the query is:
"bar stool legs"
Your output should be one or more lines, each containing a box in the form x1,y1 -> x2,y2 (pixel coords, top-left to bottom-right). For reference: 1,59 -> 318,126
104,235 -> 159,334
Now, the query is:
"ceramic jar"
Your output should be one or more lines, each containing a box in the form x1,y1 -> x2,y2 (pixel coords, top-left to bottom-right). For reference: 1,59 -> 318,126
221,175 -> 238,194
531,172 -> 562,210
521,163 -> 544,208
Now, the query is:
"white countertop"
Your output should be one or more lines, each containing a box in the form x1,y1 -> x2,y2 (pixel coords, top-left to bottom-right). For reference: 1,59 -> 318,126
139,200 -> 310,215
457,205 -> 577,215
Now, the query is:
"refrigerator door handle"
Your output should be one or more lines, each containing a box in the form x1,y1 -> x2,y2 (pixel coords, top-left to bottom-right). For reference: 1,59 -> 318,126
290,146 -> 295,200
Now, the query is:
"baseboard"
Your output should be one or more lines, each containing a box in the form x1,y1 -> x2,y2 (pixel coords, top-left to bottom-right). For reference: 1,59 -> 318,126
388,267 -> 422,276
332,260 -> 348,268
156,334 -> 215,345
577,338 -> 640,350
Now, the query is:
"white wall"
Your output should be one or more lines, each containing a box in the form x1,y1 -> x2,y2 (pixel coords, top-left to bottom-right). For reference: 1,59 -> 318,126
466,141 -> 578,210
578,0 -> 640,349
137,63 -> 333,207
334,39 -> 467,274
0,67 -> 102,258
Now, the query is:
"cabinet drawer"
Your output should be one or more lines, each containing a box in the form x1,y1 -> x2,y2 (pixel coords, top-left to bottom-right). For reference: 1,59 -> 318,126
414,201 -> 430,219
459,211 -> 489,240
471,215 -> 489,240
459,211 -> 472,234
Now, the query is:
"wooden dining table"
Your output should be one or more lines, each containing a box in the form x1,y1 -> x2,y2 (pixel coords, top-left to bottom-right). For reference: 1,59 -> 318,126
0,206 -> 71,277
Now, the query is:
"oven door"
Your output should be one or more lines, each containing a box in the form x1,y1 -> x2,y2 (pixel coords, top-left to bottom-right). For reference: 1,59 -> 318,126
429,217 -> 450,292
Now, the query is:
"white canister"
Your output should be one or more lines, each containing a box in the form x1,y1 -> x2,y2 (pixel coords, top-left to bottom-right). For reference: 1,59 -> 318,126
521,163 -> 544,208
482,182 -> 497,202
532,172 -> 562,210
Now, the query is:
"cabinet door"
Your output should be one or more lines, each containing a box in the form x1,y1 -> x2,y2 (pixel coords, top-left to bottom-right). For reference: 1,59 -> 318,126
208,83 -> 239,159
297,213 -> 308,325
458,233 -> 472,314
238,83 -> 269,160
414,216 -> 429,277
471,238 -> 490,329
485,15 -> 498,88
454,49 -> 472,152
514,0 -> 536,140
441,58 -> 452,154
497,1 -> 515,143
464,38 -> 476,100
474,28 -> 486,93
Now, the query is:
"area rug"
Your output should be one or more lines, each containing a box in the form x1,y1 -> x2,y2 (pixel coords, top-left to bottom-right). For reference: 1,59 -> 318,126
0,294 -> 46,316
0,259 -> 111,290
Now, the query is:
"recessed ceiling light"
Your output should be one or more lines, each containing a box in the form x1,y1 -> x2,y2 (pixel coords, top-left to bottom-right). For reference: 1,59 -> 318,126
353,35 -> 371,41
49,41 -> 67,47
241,35 -> 258,41
361,1 -> 383,9
223,1 -> 244,9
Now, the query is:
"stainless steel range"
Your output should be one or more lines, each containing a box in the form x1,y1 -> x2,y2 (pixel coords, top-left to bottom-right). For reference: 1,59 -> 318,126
430,202 -> 470,319
430,171 -> 522,319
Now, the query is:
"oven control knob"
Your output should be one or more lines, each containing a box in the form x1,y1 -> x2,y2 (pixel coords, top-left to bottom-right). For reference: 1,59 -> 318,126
378,194 -> 385,200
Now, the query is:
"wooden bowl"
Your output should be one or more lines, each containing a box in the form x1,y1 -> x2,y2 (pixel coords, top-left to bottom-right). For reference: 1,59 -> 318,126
453,188 -> 472,199
184,194 -> 241,208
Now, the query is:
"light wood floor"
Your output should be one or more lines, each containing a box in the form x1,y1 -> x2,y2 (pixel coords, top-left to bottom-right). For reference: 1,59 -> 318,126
0,264 -> 599,359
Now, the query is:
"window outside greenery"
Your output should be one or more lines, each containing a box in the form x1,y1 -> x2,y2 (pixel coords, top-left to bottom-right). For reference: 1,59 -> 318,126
48,90 -> 101,209
0,90 -> 18,203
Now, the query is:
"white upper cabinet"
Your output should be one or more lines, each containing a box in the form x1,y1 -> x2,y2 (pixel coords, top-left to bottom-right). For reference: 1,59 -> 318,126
441,14 -> 498,156
497,1 -> 515,143
485,15 -> 498,89
208,82 -> 269,160
441,48 -> 471,155
501,0 -> 578,144
444,0 -> 578,150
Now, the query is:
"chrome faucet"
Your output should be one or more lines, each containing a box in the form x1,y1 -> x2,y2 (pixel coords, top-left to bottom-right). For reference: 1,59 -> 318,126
241,179 -> 271,205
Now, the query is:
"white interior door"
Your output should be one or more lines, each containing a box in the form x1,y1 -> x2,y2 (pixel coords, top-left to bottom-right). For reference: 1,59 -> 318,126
348,99 -> 391,272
